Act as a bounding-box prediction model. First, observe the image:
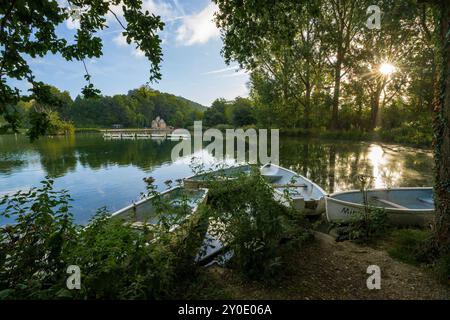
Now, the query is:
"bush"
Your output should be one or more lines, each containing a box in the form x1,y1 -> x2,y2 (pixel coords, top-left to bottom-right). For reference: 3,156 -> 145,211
332,206 -> 391,244
379,122 -> 432,147
0,178 -> 77,299
386,229 -> 431,265
433,255 -> 450,285
0,178 -> 203,299
331,176 -> 391,244
47,112 -> 75,136
205,168 -> 312,281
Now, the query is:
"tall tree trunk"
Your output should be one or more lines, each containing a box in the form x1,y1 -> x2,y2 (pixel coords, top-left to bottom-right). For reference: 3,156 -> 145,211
370,85 -> 383,131
370,97 -> 380,131
305,80 -> 311,129
330,52 -> 342,130
433,0 -> 450,253
328,145 -> 336,194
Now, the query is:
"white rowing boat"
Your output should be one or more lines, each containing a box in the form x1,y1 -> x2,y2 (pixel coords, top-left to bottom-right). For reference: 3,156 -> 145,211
260,163 -> 326,215
183,164 -> 252,189
111,186 -> 208,230
325,187 -> 434,227
184,163 -> 326,215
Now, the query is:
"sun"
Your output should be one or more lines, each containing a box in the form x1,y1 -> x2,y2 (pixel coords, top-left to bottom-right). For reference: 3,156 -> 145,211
379,63 -> 396,76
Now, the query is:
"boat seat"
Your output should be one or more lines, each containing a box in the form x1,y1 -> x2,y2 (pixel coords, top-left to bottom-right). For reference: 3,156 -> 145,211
262,174 -> 283,182
273,183 -> 307,188
371,197 -> 408,209
417,197 -> 434,205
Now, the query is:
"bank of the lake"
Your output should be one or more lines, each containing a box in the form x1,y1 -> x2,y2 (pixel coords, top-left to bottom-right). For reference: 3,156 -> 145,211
70,125 -> 433,148
187,232 -> 449,300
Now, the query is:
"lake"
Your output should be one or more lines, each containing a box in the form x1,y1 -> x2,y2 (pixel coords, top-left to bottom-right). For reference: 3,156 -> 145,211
0,134 -> 434,225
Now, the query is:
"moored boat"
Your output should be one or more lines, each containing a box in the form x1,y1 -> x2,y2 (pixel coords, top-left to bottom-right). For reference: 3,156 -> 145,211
183,164 -> 252,189
260,163 -> 327,215
325,187 -> 434,227
111,186 -> 208,230
184,163 -> 327,215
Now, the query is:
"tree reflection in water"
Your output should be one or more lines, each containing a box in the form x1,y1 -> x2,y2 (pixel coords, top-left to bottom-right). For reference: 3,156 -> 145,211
0,134 -> 433,223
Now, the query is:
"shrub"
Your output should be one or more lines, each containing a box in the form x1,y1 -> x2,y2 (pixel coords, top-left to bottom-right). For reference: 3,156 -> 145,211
332,206 -> 390,243
0,178 -> 77,299
433,254 -> 450,285
386,229 -> 431,265
205,168 -> 312,281
331,175 -> 391,243
0,178 -> 203,299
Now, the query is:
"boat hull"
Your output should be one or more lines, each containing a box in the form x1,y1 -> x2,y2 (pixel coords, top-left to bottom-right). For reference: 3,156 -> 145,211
262,163 -> 327,215
325,188 -> 434,227
111,186 -> 208,230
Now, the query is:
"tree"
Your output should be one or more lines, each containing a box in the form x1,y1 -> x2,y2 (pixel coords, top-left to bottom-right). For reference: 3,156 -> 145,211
321,0 -> 367,129
204,98 -> 227,127
214,0 -> 326,129
232,97 -> 256,127
0,0 -> 164,139
431,0 -> 450,255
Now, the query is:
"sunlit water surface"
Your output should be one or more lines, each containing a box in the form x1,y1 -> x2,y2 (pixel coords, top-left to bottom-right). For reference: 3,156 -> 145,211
0,134 -> 433,225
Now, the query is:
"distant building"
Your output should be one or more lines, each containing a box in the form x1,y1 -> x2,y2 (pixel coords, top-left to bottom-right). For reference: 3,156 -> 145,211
112,124 -> 123,129
151,116 -> 167,129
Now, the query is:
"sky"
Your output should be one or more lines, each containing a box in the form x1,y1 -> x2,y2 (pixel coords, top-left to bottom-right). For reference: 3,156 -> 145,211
12,0 -> 250,107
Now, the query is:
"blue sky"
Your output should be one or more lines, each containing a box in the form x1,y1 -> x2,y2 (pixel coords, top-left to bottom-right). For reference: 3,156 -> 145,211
13,0 -> 250,106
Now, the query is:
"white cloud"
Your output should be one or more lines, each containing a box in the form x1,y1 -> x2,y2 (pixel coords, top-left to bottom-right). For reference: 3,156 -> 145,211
176,3 -> 220,46
142,0 -> 177,21
220,70 -> 249,78
202,65 -> 249,79
203,65 -> 239,75
133,49 -> 146,58
106,3 -> 124,24
106,0 -> 179,24
113,33 -> 146,58
113,33 -> 128,47
65,18 -> 80,30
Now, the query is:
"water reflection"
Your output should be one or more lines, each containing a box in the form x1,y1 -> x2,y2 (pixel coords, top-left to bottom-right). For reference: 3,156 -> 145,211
0,134 -> 433,224
280,139 -> 433,193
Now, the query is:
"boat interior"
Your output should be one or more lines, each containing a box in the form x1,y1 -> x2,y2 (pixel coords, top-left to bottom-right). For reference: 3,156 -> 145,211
332,189 -> 434,210
261,164 -> 325,200
113,188 -> 207,224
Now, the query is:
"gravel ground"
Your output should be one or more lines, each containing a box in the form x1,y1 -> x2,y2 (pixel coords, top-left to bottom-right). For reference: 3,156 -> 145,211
204,232 -> 450,300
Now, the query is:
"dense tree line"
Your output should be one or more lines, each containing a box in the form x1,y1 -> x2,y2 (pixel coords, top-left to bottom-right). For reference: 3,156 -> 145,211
214,0 -> 436,143
203,97 -> 256,128
68,86 -> 205,128
4,86 -> 205,130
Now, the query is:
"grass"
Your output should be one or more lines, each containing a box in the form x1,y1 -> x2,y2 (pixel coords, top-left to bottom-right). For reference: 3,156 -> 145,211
383,228 -> 431,266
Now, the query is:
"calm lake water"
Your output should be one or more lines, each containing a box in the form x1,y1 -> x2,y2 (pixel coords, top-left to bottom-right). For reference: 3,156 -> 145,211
0,134 -> 433,225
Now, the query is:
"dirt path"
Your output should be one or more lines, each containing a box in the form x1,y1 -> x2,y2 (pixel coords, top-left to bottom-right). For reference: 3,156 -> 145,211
205,232 -> 449,299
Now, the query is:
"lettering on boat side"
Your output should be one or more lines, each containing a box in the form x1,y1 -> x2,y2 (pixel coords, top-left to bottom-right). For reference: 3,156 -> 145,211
366,265 -> 381,290
171,121 -> 279,165
177,304 -> 273,317
66,265 -> 81,290
340,207 -> 360,216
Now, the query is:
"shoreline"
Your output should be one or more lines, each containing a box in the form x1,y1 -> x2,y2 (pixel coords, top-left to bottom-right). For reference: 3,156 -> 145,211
1,127 -> 432,150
